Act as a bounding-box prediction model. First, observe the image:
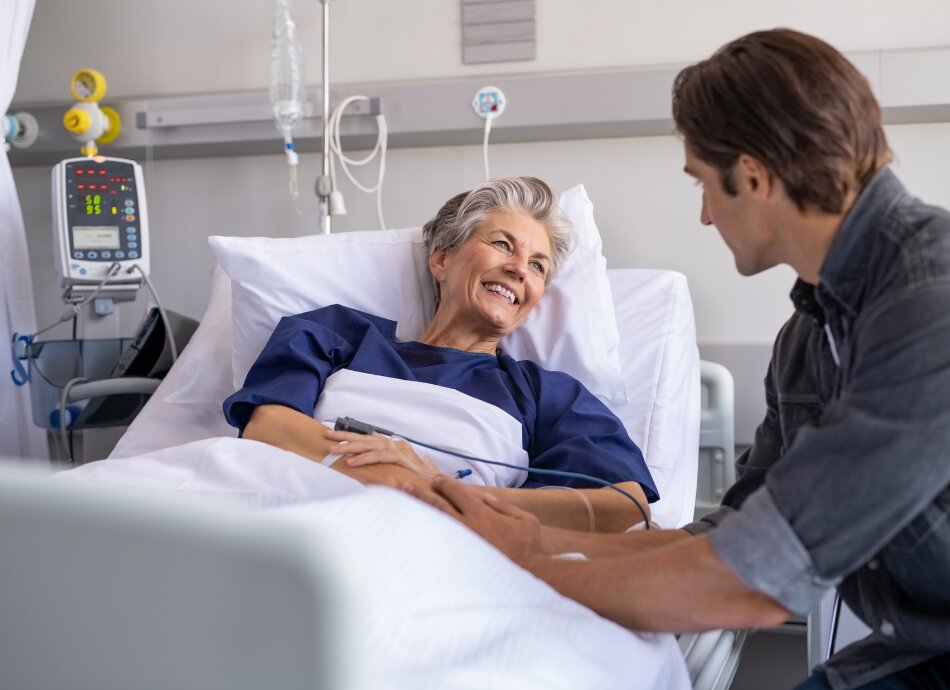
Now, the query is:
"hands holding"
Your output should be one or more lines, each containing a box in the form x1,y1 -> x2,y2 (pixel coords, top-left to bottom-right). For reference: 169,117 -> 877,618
325,429 -> 455,509
324,428 -> 544,564
410,475 -> 545,566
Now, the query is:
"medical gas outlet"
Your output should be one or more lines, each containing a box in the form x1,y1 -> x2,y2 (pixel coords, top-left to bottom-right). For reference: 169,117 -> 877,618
473,86 -> 506,180
63,69 -> 121,157
472,86 -> 506,119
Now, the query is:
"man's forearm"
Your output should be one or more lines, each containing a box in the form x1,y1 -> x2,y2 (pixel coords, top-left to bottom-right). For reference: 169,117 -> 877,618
539,524 -> 690,558
524,534 -> 790,632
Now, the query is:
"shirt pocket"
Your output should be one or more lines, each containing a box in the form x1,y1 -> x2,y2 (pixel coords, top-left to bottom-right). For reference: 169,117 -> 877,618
776,396 -> 825,453
884,488 -> 950,607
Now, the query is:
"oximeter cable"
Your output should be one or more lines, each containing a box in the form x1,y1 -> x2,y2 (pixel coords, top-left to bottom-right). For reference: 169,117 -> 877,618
10,261 -> 123,386
334,416 -> 651,529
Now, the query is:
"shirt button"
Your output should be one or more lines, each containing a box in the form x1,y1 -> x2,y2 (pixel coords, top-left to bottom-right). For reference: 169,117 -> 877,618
868,558 -> 880,571
880,620 -> 895,637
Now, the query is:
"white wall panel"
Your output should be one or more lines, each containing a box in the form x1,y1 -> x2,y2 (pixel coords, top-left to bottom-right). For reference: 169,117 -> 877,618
12,1 -> 950,440
17,1 -> 950,102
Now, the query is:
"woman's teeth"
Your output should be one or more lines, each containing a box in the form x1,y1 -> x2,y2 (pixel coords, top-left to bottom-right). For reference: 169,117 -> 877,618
484,283 -> 516,304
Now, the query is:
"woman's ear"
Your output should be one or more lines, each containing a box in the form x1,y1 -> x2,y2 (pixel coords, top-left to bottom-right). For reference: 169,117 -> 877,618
429,248 -> 448,282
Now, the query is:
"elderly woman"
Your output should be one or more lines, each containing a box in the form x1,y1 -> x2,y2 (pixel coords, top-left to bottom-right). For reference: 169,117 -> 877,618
223,177 -> 657,532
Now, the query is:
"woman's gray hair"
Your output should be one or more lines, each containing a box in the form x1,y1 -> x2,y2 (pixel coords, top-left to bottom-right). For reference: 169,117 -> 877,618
422,176 -> 574,307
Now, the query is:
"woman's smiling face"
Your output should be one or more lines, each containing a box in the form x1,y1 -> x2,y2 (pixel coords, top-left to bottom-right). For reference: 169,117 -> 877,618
429,210 -> 552,339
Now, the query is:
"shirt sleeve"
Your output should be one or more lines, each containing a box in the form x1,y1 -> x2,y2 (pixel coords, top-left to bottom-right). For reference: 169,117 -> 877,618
222,307 -> 361,431
518,362 -> 659,501
710,281 -> 950,613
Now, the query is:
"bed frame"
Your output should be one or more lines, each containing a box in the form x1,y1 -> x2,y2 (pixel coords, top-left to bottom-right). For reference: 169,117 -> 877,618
0,465 -> 365,690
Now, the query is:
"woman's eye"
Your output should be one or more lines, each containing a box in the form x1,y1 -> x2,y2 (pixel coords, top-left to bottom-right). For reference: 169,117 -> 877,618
492,240 -> 511,252
530,260 -> 546,274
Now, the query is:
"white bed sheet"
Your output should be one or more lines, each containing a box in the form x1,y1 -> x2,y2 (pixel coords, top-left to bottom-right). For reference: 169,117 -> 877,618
78,264 -> 701,689
68,436 -> 690,689
111,265 -> 700,528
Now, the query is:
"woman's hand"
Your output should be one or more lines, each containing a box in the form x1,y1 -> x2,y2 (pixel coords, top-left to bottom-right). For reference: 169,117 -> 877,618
325,430 -> 442,479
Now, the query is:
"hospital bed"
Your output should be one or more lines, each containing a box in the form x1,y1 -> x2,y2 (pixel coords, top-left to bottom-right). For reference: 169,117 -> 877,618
0,186 -> 740,689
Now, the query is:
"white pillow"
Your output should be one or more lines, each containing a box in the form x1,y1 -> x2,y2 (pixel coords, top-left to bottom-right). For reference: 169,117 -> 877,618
161,263 -> 235,406
207,184 -> 625,403
211,227 -> 436,393
501,184 -> 624,402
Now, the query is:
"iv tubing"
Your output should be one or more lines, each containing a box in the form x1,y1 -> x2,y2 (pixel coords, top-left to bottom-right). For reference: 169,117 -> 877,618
321,0 -> 331,233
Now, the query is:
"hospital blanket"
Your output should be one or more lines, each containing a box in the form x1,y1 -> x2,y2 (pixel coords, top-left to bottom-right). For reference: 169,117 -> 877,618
66,438 -> 689,689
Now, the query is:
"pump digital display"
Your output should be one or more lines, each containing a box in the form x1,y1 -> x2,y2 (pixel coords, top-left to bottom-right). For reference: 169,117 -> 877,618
73,226 -> 120,250
83,193 -> 104,216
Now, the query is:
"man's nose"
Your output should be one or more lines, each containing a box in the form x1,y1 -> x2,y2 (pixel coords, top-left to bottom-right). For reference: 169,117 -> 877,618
700,194 -> 713,226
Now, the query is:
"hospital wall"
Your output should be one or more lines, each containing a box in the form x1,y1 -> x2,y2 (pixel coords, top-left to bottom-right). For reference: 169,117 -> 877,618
12,0 -> 950,443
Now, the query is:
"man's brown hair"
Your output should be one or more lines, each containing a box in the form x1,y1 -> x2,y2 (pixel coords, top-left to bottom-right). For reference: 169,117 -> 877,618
672,29 -> 891,213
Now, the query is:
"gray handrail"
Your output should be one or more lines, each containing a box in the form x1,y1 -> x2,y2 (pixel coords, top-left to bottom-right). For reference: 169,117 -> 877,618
64,377 -> 161,403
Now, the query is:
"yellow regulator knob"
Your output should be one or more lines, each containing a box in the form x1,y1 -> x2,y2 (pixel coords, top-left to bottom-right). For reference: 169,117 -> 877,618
97,106 -> 121,144
63,107 -> 91,135
69,68 -> 108,103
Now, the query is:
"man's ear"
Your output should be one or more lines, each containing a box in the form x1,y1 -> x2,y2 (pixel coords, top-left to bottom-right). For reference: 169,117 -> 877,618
736,154 -> 773,199
429,248 -> 448,282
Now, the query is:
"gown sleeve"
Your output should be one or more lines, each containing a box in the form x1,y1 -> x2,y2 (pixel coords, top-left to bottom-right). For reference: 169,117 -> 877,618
517,361 -> 659,501
223,305 -> 372,432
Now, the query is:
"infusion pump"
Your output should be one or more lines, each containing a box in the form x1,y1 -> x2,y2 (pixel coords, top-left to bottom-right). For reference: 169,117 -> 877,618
52,156 -> 149,303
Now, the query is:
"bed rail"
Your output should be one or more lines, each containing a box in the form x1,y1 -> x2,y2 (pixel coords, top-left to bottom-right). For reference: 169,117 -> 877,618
697,360 -> 735,520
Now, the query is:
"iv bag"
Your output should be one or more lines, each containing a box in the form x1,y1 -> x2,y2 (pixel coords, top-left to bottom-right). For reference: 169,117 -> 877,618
270,0 -> 304,134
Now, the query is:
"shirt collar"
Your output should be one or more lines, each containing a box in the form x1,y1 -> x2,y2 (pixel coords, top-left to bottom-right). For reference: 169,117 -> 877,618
816,168 -> 907,316
789,278 -> 822,323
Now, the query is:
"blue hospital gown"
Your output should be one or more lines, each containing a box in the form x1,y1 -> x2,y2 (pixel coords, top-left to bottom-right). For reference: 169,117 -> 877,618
224,305 -> 658,499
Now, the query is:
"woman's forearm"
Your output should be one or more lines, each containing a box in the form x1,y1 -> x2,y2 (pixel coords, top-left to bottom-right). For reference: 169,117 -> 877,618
244,407 -> 441,496
242,404 -> 335,462
485,481 -> 650,533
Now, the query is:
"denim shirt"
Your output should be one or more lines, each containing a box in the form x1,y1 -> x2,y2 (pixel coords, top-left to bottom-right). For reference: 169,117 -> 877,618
685,169 -> 950,689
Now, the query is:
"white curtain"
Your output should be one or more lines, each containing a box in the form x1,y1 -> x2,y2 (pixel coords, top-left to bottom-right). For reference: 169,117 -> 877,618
0,0 -> 47,460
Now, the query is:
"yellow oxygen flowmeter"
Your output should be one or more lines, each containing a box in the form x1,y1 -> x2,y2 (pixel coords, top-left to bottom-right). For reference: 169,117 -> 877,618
63,69 -> 121,157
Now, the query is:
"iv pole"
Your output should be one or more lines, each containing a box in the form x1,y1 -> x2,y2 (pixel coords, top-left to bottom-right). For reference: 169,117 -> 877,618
316,0 -> 332,234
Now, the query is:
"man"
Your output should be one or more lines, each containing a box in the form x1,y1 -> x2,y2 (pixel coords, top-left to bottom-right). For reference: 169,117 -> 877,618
419,29 -> 950,689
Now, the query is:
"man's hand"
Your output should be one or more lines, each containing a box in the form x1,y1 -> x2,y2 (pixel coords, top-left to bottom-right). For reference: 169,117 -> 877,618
414,474 -> 545,565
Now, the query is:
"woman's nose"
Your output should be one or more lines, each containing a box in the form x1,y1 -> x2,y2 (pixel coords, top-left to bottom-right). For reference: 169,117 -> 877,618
504,258 -> 528,280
